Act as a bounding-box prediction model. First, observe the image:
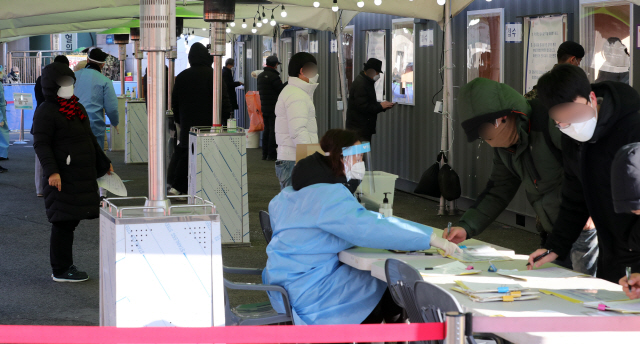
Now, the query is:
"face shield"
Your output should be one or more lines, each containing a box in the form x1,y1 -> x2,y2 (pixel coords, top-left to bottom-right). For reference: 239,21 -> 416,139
342,142 -> 373,193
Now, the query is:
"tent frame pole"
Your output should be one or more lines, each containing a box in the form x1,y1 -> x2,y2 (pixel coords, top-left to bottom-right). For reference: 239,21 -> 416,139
336,12 -> 348,128
439,0 -> 455,216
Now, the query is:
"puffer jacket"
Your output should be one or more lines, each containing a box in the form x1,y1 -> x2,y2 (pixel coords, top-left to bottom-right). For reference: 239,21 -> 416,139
32,62 -> 111,223
257,66 -> 285,117
456,78 -> 564,239
345,71 -> 385,140
274,77 -> 319,161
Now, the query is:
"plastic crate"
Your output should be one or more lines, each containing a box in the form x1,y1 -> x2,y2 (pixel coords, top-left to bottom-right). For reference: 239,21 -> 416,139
358,171 -> 398,210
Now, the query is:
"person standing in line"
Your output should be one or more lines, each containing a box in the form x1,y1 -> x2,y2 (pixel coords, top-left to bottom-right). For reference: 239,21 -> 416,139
32,62 -> 113,282
257,55 -> 285,161
524,41 -> 585,100
0,78 -> 8,173
222,58 -> 243,126
33,55 -> 70,196
345,58 -> 395,143
74,48 -> 119,150
273,52 -> 320,190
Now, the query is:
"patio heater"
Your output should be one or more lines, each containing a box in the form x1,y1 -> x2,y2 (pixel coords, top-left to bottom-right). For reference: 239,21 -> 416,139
188,0 -> 251,245
129,27 -> 143,99
113,33 -> 129,96
99,0 -> 225,328
106,31 -> 130,152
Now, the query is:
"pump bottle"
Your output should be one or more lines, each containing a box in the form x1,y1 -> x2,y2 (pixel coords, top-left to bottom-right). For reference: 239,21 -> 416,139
125,87 -> 131,98
379,192 -> 393,218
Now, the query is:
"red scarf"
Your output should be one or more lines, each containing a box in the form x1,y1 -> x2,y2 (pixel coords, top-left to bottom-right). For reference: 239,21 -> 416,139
57,95 -> 86,121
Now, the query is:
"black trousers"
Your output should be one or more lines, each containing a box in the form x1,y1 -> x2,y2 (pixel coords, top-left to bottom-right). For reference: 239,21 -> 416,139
361,288 -> 405,324
262,115 -> 277,158
50,220 -> 80,275
172,146 -> 190,194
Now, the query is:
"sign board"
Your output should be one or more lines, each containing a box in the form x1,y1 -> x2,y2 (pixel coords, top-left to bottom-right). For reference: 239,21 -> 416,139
505,22 -> 522,43
330,39 -> 338,53
14,93 -> 33,110
106,35 -> 115,44
246,48 -> 252,59
310,41 -> 319,54
420,29 -> 434,47
525,16 -> 564,93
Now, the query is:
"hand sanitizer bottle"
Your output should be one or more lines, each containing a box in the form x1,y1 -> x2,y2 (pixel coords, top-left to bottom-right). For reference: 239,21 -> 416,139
131,87 -> 136,99
125,87 -> 131,98
379,192 -> 393,218
228,115 -> 237,133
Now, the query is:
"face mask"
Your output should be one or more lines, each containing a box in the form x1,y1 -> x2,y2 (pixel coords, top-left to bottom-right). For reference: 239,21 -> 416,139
373,74 -> 381,82
57,85 -> 74,99
346,161 -> 366,180
559,104 -> 598,142
306,73 -> 319,84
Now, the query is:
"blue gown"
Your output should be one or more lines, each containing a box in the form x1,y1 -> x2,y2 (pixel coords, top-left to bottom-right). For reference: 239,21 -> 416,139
0,85 -> 9,158
262,183 -> 434,325
74,68 -> 119,146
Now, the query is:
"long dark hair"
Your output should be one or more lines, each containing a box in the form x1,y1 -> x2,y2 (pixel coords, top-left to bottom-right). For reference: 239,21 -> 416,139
320,129 -> 361,177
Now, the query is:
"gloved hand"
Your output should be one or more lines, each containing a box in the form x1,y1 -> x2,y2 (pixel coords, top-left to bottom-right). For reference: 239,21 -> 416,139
430,233 -> 463,257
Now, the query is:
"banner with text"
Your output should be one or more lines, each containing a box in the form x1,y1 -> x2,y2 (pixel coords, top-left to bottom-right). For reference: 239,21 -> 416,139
525,16 -> 564,93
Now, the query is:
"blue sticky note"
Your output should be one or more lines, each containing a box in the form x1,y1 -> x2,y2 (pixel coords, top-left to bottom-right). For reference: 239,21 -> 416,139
459,245 -> 467,249
497,287 -> 510,293
488,263 -> 498,272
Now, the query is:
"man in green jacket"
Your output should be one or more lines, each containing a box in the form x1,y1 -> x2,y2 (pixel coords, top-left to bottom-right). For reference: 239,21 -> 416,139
444,78 -> 598,275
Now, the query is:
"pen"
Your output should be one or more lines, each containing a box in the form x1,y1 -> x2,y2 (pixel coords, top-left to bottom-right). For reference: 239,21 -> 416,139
627,267 -> 634,292
424,267 -> 434,270
526,249 -> 551,267
446,222 -> 452,238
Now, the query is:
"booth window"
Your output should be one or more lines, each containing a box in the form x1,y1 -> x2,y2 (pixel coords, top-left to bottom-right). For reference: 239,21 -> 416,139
366,30 -> 386,102
281,38 -> 292,83
262,36 -> 273,66
296,31 -> 309,53
343,26 -> 355,91
467,9 -> 504,82
391,19 -> 415,105
581,3 -> 632,85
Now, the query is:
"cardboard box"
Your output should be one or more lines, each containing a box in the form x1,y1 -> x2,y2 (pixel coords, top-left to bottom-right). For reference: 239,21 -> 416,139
296,144 -> 324,163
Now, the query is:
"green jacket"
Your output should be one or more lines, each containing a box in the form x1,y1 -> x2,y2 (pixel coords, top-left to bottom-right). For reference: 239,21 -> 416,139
457,78 -> 563,238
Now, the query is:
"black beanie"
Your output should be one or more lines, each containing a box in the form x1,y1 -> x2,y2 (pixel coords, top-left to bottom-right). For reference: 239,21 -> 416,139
54,55 -> 69,66
88,48 -> 108,63
557,41 -> 585,61
612,143 -> 640,213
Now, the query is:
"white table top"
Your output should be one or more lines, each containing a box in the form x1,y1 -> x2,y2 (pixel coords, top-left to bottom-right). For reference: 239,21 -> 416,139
339,228 -> 639,343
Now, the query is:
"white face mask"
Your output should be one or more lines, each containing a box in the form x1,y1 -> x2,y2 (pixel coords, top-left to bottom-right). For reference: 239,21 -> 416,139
308,73 -> 320,84
373,74 -> 381,82
346,161 -> 366,180
57,85 -> 74,99
559,102 -> 598,142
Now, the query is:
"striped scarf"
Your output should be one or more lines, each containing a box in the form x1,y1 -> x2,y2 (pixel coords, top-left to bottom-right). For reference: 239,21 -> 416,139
57,95 -> 86,121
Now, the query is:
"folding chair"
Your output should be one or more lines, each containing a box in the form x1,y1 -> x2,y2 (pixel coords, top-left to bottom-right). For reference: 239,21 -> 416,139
259,210 -> 273,244
384,258 -> 424,323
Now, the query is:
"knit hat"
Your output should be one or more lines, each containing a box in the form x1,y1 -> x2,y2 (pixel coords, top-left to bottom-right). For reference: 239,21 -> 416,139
612,143 -> 640,213
557,41 -> 585,61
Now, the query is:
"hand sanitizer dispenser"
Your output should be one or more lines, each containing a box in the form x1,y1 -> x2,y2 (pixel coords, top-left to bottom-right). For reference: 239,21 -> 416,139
379,192 -> 393,218
357,192 -> 366,208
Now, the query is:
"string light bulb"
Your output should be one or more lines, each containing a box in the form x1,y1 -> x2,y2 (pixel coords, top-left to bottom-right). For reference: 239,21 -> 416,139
357,0 -> 364,7
437,0 -> 445,5
242,19 -> 247,28
313,1 -> 320,8
281,5 -> 287,17
230,21 -> 236,27
226,24 -> 231,33
252,21 -> 257,33
374,0 -> 382,5
270,12 -> 276,26
257,21 -> 262,27
332,0 -> 339,11
262,7 -> 268,23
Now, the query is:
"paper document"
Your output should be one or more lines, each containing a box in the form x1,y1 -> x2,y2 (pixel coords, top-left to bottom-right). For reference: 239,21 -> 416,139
454,289 -> 540,303
584,299 -> 640,314
441,245 -> 513,263
422,261 -> 481,276
497,267 -> 587,281
97,172 -> 127,196
455,281 -> 528,293
540,289 -> 628,304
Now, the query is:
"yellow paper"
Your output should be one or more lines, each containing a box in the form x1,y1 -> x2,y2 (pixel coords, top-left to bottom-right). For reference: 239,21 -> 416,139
510,291 -> 522,297
502,295 -> 514,302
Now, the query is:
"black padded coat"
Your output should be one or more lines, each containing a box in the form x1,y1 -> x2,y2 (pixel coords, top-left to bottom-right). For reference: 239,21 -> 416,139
345,71 -> 385,141
257,67 -> 285,118
32,62 -> 111,223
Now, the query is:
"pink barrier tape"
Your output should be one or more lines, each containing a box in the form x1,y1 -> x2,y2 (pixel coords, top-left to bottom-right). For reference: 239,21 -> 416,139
474,316 -> 640,333
0,323 -> 446,344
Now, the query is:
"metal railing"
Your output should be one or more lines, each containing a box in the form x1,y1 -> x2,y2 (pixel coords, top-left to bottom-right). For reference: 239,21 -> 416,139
8,50 -> 72,83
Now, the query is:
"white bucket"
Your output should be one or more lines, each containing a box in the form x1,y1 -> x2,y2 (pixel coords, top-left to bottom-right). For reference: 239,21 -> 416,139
246,131 -> 260,148
358,171 -> 399,210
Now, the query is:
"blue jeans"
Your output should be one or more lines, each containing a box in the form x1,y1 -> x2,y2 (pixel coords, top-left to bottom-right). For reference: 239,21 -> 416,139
275,160 -> 295,190
570,228 -> 599,276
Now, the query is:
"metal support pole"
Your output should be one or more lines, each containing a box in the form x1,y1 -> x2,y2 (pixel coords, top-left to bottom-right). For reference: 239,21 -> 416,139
444,0 -> 456,215
145,51 -> 169,210
118,44 -> 127,96
167,58 -> 175,110
134,40 -> 143,99
35,51 -> 42,80
336,11 -> 348,128
14,109 -> 27,144
210,22 -> 226,127
444,312 -> 465,344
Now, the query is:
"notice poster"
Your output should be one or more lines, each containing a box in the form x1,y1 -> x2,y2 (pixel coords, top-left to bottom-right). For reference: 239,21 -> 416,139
525,16 -> 564,93
366,31 -> 386,102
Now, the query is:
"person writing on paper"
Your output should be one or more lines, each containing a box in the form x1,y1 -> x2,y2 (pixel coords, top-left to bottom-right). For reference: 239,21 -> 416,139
611,143 -> 640,298
443,78 -> 598,275
528,64 -> 640,283
32,62 -> 113,282
263,129 -> 461,325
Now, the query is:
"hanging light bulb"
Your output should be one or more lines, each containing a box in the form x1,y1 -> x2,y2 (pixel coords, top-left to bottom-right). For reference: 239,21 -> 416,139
226,24 -> 231,33
357,0 -> 364,7
313,1 -> 320,8
252,21 -> 257,33
270,13 -> 276,26
202,28 -> 206,31
262,7 -> 268,23
242,18 -> 247,28
437,0 -> 445,5
281,5 -> 287,18
257,21 -> 262,28
332,0 -> 339,11
230,21 -> 236,27
374,0 -> 382,5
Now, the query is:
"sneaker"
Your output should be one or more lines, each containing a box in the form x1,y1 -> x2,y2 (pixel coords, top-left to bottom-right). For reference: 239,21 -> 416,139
0,165 -> 7,173
0,157 -> 7,160
52,265 -> 89,282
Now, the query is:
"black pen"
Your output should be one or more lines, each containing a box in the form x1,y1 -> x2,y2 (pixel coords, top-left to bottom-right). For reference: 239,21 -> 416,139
526,249 -> 551,267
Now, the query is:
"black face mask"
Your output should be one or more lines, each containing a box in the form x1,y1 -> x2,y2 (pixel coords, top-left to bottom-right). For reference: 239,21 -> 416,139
345,179 -> 362,194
